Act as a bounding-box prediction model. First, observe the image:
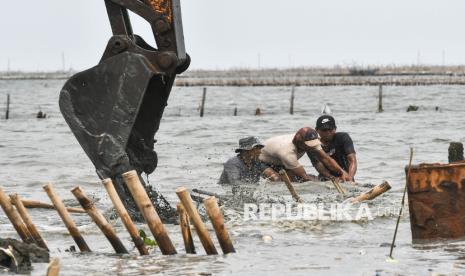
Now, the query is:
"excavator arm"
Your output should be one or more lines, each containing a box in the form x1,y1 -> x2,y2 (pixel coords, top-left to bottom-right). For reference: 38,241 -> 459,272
59,0 -> 190,222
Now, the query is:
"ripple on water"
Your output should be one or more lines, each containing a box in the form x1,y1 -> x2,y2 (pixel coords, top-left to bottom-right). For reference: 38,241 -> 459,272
1,83 -> 465,274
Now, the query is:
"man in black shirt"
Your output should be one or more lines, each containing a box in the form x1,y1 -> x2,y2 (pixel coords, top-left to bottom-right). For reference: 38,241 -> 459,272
310,115 -> 357,181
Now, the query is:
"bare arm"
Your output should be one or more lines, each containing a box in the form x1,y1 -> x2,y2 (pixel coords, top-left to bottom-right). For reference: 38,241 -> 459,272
313,160 -> 333,179
347,153 -> 357,181
289,166 -> 315,182
315,149 -> 351,181
262,167 -> 281,181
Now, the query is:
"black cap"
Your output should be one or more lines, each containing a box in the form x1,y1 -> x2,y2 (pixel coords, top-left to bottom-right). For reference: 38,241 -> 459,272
235,136 -> 264,153
316,115 -> 336,130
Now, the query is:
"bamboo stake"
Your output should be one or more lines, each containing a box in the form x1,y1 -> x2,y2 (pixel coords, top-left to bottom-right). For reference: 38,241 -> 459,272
378,85 -> 384,112
9,194 -> 49,250
5,94 -> 10,120
331,178 -> 343,194
204,197 -> 235,254
200,87 -> 206,117
389,147 -> 413,259
11,199 -> 85,214
278,170 -> 303,203
351,181 -> 391,203
46,257 -> 60,276
290,86 -> 295,115
102,178 -> 148,255
176,187 -> 218,255
71,186 -> 128,254
0,187 -> 34,243
122,170 -> 177,255
176,203 -> 196,254
43,183 -> 91,252
330,178 -> 347,194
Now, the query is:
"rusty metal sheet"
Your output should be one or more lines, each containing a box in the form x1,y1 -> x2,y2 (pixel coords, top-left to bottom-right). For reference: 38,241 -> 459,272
407,162 -> 465,241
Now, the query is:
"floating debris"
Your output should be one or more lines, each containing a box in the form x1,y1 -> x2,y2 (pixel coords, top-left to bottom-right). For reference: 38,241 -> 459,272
406,105 -> 419,112
261,235 -> 273,243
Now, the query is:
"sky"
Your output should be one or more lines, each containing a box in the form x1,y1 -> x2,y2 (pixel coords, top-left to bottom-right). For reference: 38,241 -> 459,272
1,0 -> 465,71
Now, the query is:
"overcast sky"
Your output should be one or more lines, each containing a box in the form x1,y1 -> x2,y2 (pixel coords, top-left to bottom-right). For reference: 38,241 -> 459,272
2,0 -> 465,71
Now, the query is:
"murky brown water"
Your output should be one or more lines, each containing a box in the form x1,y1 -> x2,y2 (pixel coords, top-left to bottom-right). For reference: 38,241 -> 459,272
1,80 -> 465,275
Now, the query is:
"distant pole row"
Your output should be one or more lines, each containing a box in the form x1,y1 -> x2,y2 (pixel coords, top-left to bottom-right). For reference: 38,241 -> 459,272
199,85 -> 387,117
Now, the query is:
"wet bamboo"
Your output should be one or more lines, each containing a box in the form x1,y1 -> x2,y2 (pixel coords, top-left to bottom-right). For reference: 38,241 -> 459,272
43,183 -> 91,252
9,194 -> 49,250
290,86 -> 295,115
11,198 -> 85,213
5,94 -> 10,120
0,187 -> 34,243
176,203 -> 196,254
389,148 -> 413,259
378,85 -> 383,112
352,181 -> 391,203
176,187 -> 218,255
71,186 -> 128,254
330,178 -> 343,194
278,170 -> 303,203
122,170 -> 177,255
102,178 -> 149,255
200,87 -> 206,117
204,197 -> 235,254
46,257 -> 60,276
330,178 -> 346,194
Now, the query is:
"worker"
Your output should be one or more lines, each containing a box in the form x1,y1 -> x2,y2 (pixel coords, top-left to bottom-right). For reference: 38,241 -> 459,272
219,136 -> 279,185
259,127 -> 351,182
310,115 -> 357,181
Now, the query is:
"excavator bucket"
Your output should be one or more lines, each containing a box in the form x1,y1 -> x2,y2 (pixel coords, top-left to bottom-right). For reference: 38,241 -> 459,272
59,0 -> 190,222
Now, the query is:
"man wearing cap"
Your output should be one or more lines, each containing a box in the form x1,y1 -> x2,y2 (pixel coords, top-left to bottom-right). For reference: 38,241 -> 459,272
311,115 -> 357,181
219,136 -> 279,185
259,127 -> 351,182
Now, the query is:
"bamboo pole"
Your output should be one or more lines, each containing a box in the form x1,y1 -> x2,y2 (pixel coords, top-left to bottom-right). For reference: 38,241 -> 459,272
203,197 -> 235,254
0,187 -> 34,243
278,170 -> 303,203
5,94 -> 10,120
378,85 -> 384,112
176,203 -> 196,254
176,187 -> 218,255
10,198 -> 85,213
122,170 -> 177,255
46,257 -> 60,276
352,181 -> 391,203
200,87 -> 206,117
330,178 -> 347,194
102,178 -> 149,255
290,86 -> 295,115
43,183 -> 91,252
71,186 -> 128,254
9,194 -> 49,250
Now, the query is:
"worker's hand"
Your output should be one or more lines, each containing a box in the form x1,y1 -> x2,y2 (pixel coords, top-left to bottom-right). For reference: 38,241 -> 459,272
263,168 -> 281,181
304,174 -> 319,182
339,171 -> 352,182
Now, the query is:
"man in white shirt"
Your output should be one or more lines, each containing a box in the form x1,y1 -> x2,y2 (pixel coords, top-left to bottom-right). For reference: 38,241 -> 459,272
259,127 -> 351,182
